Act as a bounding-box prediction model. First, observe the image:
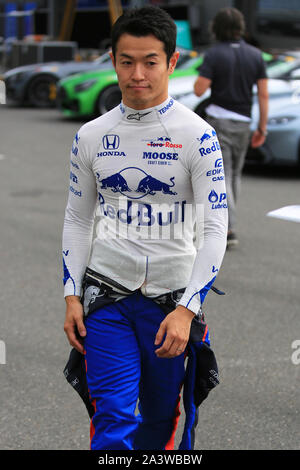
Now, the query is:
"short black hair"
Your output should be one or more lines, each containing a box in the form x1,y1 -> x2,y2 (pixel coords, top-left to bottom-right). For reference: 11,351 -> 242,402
111,6 -> 177,64
211,7 -> 246,41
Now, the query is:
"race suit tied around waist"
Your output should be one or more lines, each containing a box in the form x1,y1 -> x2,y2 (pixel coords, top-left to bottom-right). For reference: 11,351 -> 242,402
81,266 -> 191,317
63,268 -> 222,449
81,266 -> 224,320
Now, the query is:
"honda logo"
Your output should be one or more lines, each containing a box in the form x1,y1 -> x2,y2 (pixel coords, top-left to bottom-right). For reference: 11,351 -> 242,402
102,134 -> 120,150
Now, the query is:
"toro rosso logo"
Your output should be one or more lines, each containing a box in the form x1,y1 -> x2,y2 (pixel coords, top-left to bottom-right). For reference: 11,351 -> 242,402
96,167 -> 177,198
145,136 -> 182,149
102,134 -> 120,150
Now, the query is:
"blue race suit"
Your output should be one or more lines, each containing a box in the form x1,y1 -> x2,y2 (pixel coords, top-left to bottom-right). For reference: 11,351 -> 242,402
63,270 -> 221,450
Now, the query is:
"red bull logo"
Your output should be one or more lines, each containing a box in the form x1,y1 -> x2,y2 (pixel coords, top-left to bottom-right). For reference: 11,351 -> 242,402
98,172 -> 131,193
137,175 -> 177,195
198,129 -> 220,157
199,140 -> 220,157
96,195 -> 196,241
198,129 -> 217,145
96,168 -> 178,198
96,194 -> 204,243
98,198 -> 187,226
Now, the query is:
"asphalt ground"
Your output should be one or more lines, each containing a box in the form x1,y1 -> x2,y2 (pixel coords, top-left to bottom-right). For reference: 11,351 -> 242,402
0,104 -> 299,451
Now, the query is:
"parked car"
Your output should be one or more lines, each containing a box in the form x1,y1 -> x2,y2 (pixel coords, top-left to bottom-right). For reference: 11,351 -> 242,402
170,74 -> 300,166
56,48 -> 204,118
247,94 -> 300,166
1,51 -> 112,107
56,48 -> 275,119
267,53 -> 300,80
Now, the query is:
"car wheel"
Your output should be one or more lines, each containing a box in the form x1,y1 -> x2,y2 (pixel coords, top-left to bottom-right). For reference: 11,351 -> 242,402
27,75 -> 57,107
95,85 -> 122,116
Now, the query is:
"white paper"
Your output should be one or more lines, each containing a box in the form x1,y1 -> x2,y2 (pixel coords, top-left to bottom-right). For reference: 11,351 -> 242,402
266,205 -> 300,223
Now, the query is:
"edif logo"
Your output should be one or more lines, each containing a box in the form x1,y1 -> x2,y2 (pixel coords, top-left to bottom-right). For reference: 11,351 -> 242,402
102,135 -> 120,150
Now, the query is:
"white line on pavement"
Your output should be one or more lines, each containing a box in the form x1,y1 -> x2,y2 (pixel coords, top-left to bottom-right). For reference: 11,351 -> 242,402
0,80 -> 6,105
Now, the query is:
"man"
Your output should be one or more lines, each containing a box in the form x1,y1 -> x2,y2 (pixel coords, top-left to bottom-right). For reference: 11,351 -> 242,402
63,6 -> 227,450
194,7 -> 269,247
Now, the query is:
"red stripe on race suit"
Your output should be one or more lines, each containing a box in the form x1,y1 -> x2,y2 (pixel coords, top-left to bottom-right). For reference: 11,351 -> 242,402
90,399 -> 97,448
165,394 -> 181,450
85,354 -> 97,449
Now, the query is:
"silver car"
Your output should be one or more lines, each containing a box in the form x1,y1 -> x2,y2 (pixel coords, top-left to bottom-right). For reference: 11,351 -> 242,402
248,92 -> 300,165
2,51 -> 112,107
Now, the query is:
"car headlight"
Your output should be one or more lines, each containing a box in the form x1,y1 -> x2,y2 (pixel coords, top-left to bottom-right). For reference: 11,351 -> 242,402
268,116 -> 296,125
74,79 -> 97,92
4,71 -> 27,83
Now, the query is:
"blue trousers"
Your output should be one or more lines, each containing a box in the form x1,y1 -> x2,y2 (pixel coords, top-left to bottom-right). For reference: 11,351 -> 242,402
84,291 -> 186,450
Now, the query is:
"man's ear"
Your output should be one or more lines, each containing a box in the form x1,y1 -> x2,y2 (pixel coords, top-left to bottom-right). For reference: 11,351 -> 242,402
109,50 -> 116,68
168,51 -> 180,75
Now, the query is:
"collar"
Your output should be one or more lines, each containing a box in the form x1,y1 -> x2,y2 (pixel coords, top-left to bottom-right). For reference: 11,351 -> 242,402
119,96 -> 175,123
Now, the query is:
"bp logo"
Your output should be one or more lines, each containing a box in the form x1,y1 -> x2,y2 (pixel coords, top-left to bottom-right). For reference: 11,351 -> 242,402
208,190 -> 227,209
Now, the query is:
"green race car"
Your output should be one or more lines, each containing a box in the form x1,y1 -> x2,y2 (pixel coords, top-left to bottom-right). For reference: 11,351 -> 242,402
57,49 -> 273,119
56,49 -> 203,118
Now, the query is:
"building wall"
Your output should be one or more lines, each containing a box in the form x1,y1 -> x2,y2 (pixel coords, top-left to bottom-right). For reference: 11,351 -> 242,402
1,0 -> 300,51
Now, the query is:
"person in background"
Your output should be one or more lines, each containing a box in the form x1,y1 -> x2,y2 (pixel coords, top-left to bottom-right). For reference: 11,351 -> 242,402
194,7 -> 269,247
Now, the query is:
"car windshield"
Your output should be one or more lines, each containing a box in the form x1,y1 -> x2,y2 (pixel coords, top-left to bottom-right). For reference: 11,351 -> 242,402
92,52 -> 112,64
176,54 -> 201,70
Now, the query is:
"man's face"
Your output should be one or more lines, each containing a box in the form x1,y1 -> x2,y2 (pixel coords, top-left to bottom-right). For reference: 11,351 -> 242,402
110,33 -> 179,110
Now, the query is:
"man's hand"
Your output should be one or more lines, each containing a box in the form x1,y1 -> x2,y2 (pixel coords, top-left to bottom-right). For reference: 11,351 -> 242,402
64,295 -> 86,354
251,130 -> 266,148
154,305 -> 195,358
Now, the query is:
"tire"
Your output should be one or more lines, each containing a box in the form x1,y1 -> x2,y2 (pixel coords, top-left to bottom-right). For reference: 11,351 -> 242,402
27,74 -> 58,108
95,85 -> 122,116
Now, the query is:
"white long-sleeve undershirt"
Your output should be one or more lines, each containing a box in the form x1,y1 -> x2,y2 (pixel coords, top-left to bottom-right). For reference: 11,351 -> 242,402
62,97 -> 228,314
